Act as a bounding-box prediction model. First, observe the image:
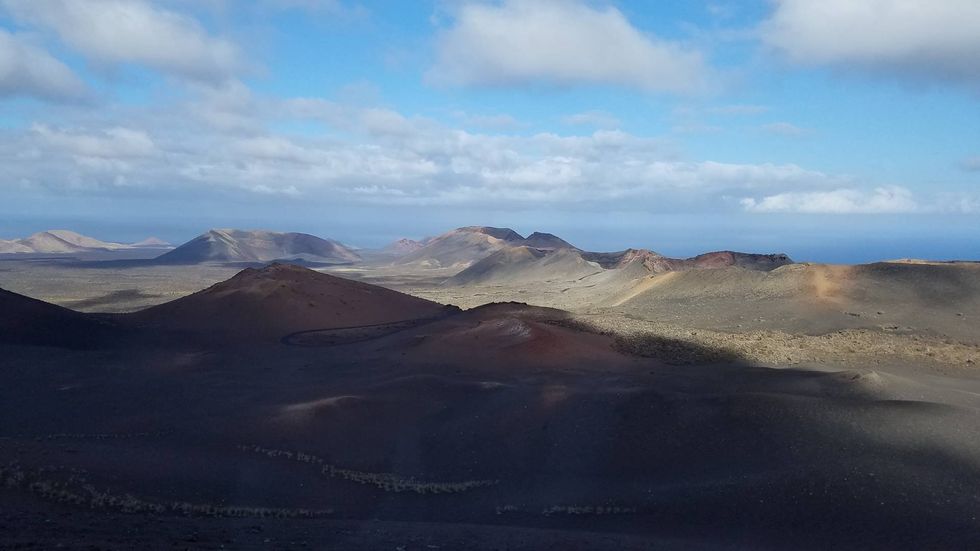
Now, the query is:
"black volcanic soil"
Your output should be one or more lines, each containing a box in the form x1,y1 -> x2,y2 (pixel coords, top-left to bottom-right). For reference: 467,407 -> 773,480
1,265 -> 979,549
0,287 -> 120,348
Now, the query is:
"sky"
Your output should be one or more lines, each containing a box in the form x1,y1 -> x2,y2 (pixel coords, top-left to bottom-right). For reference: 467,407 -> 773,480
0,0 -> 978,263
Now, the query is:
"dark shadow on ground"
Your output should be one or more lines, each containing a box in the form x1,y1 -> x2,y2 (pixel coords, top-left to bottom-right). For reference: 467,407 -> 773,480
1,298 -> 978,549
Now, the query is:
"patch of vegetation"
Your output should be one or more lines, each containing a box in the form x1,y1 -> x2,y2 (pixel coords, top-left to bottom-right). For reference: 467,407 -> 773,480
542,505 -> 638,516
239,444 -> 498,494
545,317 -> 743,365
0,462 -> 333,518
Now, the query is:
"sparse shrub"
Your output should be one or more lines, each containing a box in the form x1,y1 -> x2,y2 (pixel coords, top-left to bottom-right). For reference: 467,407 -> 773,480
0,462 -> 333,519
495,504 -> 519,515
239,443 -> 498,494
542,504 -> 638,516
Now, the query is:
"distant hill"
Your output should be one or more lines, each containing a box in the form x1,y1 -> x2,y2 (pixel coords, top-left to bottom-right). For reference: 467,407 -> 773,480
44,230 -> 130,250
400,226 -> 790,280
395,226 -> 577,269
130,237 -> 172,248
153,229 -> 361,264
602,261 -> 980,341
1,230 -> 127,254
610,250 -> 793,273
446,247 -> 601,286
382,238 -> 426,255
0,239 -> 32,254
680,251 -> 793,271
460,226 -> 525,242
395,226 -> 526,268
449,246 -> 793,288
581,248 -> 662,269
521,232 -> 577,250
0,230 -> 171,254
132,263 -> 453,341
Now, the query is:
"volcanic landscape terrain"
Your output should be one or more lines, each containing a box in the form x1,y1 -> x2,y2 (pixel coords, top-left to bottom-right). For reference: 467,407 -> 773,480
1,226 -> 979,549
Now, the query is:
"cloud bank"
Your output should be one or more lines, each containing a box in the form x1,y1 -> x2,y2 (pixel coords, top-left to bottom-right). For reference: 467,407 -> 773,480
3,0 -> 242,82
761,0 -> 980,89
430,0 -> 710,94
0,29 -> 87,101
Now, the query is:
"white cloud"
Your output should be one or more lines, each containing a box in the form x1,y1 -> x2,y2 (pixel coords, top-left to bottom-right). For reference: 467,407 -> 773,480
250,183 -> 300,196
455,112 -> 525,131
184,80 -> 264,133
937,193 -> 980,214
359,108 -> 420,139
562,110 -> 621,129
2,0 -> 242,82
429,0 -> 710,94
761,0 -> 980,88
33,124 -> 157,158
0,124 -> 161,190
1,96 -> 850,206
9,89 -> 964,215
741,186 -> 920,214
0,29 -> 87,101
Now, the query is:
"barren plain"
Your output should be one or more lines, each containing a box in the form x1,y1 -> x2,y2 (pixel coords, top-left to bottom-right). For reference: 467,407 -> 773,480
2,230 -> 979,549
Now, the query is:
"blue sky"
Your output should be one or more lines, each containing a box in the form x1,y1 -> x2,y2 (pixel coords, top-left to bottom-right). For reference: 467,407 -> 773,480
0,0 -> 978,262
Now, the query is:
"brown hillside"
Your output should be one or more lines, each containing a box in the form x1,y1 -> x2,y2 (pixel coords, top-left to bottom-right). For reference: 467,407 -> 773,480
132,263 -> 455,341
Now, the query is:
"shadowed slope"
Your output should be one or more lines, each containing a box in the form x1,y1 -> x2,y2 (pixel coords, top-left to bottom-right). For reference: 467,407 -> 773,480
0,287 -> 117,348
447,247 -> 601,286
522,232 -> 577,250
131,263 -> 456,341
3,296 -> 980,548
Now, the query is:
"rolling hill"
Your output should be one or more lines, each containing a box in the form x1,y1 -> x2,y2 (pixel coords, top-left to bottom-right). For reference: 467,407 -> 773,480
3,266 -> 980,549
605,261 -> 980,341
448,245 -> 793,289
0,239 -> 32,254
521,231 -> 577,250
394,226 -> 527,268
131,263 -> 454,341
130,237 -> 172,248
1,230 -> 131,254
153,229 -> 361,264
394,226 -> 579,269
382,238 -> 426,255
446,247 -> 602,286
0,230 -> 173,254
